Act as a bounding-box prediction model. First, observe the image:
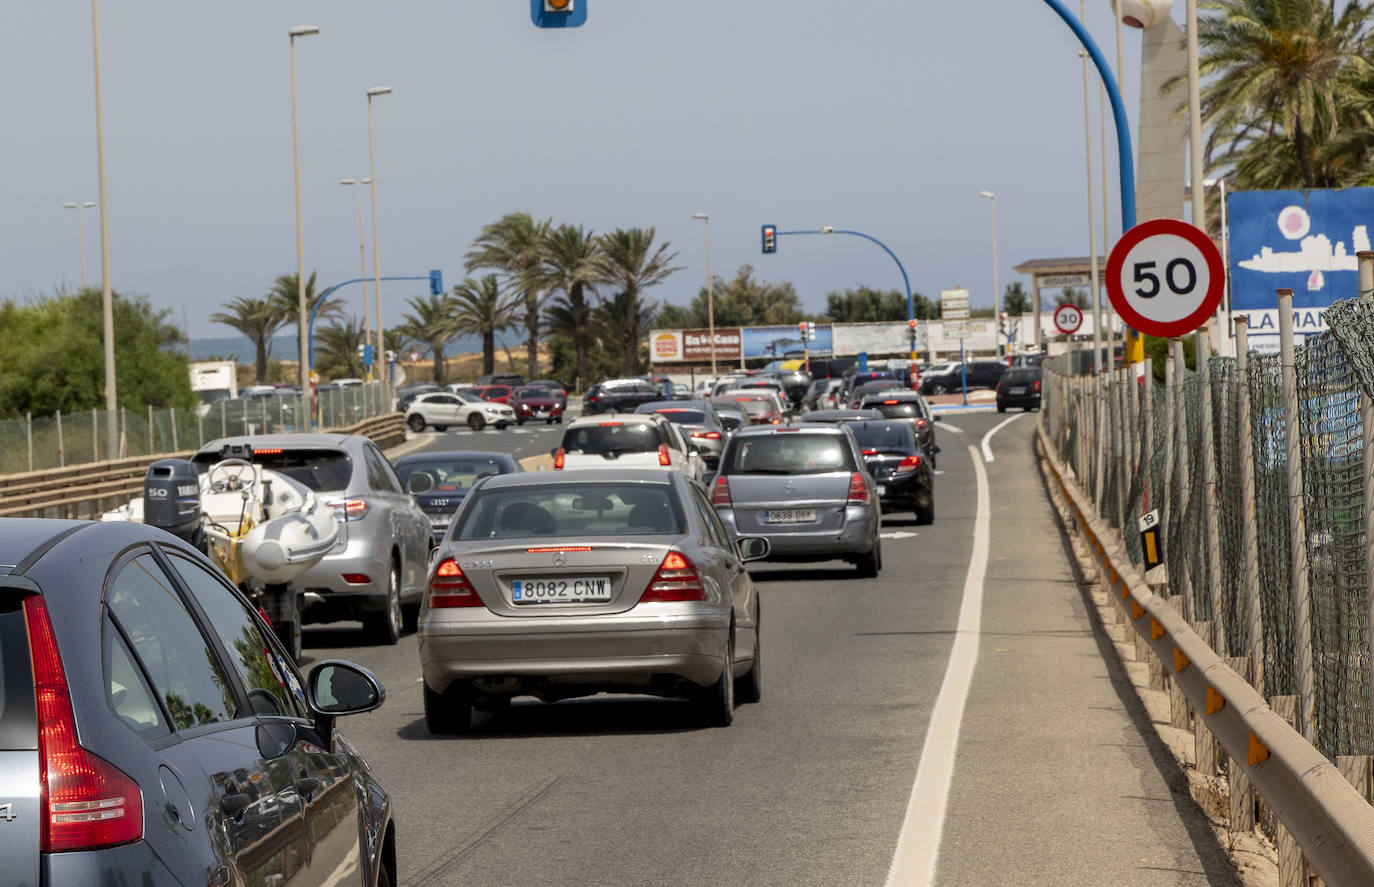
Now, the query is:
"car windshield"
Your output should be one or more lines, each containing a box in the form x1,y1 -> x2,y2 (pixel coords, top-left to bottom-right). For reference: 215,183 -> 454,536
844,421 -> 915,454
723,433 -> 855,475
453,483 -> 686,539
517,388 -> 559,399
395,457 -> 507,492
193,448 -> 352,492
654,409 -> 706,425
456,391 -> 484,403
562,423 -> 661,454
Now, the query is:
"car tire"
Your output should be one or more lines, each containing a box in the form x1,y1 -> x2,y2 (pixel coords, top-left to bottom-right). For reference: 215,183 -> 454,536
735,602 -> 762,704
546,418 -> 555,425
696,632 -> 735,727
916,497 -> 935,525
517,418 -> 526,426
495,422 -> 509,430
434,425 -> 448,432
364,561 -> 402,645
467,413 -> 486,431
406,414 -> 426,432
856,542 -> 880,578
931,383 -> 947,395
377,862 -> 394,887
997,402 -> 1007,413
424,682 -> 473,735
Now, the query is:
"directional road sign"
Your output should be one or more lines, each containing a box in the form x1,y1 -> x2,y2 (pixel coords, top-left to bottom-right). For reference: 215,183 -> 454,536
1053,303 -> 1083,335
1105,218 -> 1224,338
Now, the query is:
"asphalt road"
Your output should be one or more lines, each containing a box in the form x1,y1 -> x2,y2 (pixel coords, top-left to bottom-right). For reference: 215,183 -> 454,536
306,412 -> 1240,886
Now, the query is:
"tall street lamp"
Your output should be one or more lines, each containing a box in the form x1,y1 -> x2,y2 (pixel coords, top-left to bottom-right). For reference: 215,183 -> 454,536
288,25 -> 319,398
340,178 -> 373,375
89,0 -> 117,459
690,213 -> 716,375
366,86 -> 391,391
978,191 -> 1001,359
62,201 -> 96,290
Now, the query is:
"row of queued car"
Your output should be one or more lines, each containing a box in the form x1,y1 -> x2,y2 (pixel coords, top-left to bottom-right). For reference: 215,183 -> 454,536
398,374 -> 575,432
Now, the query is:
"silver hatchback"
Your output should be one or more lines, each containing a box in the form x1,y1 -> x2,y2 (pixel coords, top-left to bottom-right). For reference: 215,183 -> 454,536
418,470 -> 769,732
710,425 -> 882,577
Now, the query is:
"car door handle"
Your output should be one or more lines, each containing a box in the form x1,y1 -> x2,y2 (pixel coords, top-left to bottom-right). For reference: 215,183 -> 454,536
294,777 -> 322,797
220,792 -> 251,817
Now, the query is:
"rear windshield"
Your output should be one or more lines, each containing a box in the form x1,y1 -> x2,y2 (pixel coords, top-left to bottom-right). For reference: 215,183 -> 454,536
395,457 -> 508,492
654,410 -> 706,425
0,601 -> 36,749
516,388 -> 559,399
562,423 -> 663,455
722,433 -> 856,475
1004,369 -> 1041,383
844,421 -> 915,454
194,448 -> 352,492
734,400 -> 773,417
868,402 -> 919,419
453,483 -> 686,539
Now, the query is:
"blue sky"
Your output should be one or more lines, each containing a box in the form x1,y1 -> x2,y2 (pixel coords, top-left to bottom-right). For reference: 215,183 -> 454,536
3,1 -> 1157,338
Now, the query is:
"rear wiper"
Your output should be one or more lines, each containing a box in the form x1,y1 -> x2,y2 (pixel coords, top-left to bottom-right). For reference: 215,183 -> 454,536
736,468 -> 792,474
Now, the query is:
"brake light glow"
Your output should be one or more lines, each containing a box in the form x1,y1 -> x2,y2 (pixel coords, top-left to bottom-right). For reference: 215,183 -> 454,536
640,550 -> 706,602
770,417 -> 781,425
554,447 -> 566,470
253,447 -> 284,455
895,454 -> 923,473
1034,380 -> 1042,392
526,546 -> 593,553
712,475 -> 731,506
429,558 -> 483,608
691,430 -> 721,440
882,399 -> 899,405
657,444 -> 672,466
599,421 -> 623,427
341,573 -> 371,585
861,449 -> 879,456
915,418 -> 928,428
847,472 -> 869,503
25,596 -> 143,852
329,497 -> 371,522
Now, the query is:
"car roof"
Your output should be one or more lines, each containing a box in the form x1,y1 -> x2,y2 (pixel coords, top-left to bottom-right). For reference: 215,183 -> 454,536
731,424 -> 848,438
801,409 -> 882,421
636,400 -> 710,412
474,469 -> 678,489
860,391 -> 922,402
0,519 -> 92,573
566,412 -> 665,427
195,433 -> 357,454
393,450 -> 513,467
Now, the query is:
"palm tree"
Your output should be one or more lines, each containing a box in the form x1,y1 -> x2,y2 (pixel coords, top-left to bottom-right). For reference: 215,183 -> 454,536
451,275 -> 519,376
396,294 -> 458,385
268,271 -> 346,340
315,317 -> 367,380
593,228 -> 682,375
590,291 -> 658,376
531,224 -> 601,391
1179,0 -> 1374,189
210,296 -> 283,383
464,213 -> 552,377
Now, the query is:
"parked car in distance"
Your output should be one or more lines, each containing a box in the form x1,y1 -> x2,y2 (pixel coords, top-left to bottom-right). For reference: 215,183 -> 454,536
582,378 -> 666,415
418,470 -> 769,732
555,413 -> 705,482
921,361 -> 1007,395
471,384 -> 515,404
857,391 -> 940,467
711,425 -> 882,577
512,385 -> 567,425
405,391 -> 516,432
191,433 -> 433,648
634,400 -> 728,473
392,450 -> 523,544
524,378 -> 569,397
996,366 -> 1043,412
0,518 -> 395,887
395,382 -> 442,412
843,419 -> 935,523
476,373 -> 525,387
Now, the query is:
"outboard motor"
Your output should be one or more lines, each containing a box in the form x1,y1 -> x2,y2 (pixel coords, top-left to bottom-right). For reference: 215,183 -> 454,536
144,458 -> 203,546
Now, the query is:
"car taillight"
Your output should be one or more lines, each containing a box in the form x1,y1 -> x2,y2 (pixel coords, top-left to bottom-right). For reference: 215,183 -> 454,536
847,472 -> 869,503
429,557 -> 482,608
657,444 -> 671,466
712,475 -> 731,506
1034,380 -> 1042,392
915,418 -> 928,428
691,431 -> 721,440
895,454 -> 923,473
341,573 -> 371,585
640,551 -> 706,602
861,448 -> 879,456
25,596 -> 143,853
329,497 -> 370,522
554,447 -> 565,470
770,417 -> 781,425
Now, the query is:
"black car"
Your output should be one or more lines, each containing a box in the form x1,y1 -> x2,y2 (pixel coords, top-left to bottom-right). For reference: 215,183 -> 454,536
582,378 -> 665,415
0,518 -> 395,887
920,360 -> 1007,395
770,369 -> 813,410
858,391 -> 941,467
393,451 -> 524,544
996,366 -> 1043,412
842,419 -> 935,524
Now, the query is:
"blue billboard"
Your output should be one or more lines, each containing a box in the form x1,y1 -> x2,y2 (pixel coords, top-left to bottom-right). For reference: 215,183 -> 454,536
739,325 -> 832,359
1228,187 -> 1374,341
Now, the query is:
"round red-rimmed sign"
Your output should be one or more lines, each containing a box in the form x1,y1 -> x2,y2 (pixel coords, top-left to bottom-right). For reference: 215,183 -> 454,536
1053,303 -> 1083,335
1105,218 -> 1224,338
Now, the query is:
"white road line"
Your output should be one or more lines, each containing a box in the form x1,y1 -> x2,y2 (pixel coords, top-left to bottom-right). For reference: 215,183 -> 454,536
937,422 -> 965,434
884,444 -> 989,887
978,413 -> 1023,463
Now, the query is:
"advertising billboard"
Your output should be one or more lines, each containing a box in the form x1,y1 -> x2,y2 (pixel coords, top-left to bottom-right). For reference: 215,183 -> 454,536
1228,187 -> 1374,343
739,325 -> 832,359
649,328 -> 742,364
831,322 -> 920,356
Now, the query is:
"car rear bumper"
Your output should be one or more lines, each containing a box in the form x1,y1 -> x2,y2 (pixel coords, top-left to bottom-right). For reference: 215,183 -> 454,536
295,528 -> 393,616
419,610 -> 729,690
716,508 -> 874,558
997,393 -> 1042,408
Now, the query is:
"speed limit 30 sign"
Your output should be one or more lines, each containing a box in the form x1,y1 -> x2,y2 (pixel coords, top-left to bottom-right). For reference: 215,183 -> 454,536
1105,218 -> 1224,338
1053,303 -> 1083,335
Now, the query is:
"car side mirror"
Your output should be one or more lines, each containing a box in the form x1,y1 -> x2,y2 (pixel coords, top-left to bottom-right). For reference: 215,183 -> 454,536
736,537 -> 770,562
307,660 -> 385,716
932,415 -> 942,422
407,472 -> 434,494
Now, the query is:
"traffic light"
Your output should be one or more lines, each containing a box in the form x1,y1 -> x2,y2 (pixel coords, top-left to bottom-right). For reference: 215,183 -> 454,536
907,318 -> 917,330
797,321 -> 809,342
429,270 -> 444,296
531,0 -> 587,27
761,225 -> 777,254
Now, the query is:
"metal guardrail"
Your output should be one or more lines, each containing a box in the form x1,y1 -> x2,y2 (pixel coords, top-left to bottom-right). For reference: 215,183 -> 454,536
1038,422 -> 1374,885
0,413 -> 405,520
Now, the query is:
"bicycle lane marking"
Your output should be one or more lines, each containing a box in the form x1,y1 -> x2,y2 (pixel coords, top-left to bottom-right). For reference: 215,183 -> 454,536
979,412 -> 1023,463
883,444 -> 990,887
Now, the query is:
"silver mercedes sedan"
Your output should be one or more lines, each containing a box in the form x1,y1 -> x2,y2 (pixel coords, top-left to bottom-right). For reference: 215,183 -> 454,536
417,469 -> 769,732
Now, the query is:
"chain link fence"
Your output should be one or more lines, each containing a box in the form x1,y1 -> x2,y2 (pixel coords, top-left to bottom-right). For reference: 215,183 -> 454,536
0,382 -> 391,475
1042,295 -> 1374,762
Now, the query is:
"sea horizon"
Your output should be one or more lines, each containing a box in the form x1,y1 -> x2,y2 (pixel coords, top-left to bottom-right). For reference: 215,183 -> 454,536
183,332 -> 501,363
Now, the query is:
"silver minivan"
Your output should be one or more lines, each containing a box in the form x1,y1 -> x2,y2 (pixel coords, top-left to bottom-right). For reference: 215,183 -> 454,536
710,425 -> 882,577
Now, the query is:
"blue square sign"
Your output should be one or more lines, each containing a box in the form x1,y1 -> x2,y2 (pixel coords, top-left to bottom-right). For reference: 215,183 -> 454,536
531,0 -> 587,28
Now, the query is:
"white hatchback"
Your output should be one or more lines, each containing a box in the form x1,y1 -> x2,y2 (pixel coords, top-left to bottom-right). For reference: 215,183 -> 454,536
406,391 -> 516,432
555,413 -> 705,483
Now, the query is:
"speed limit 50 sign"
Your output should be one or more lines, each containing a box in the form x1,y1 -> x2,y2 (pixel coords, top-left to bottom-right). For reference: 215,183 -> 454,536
1105,218 -> 1224,338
